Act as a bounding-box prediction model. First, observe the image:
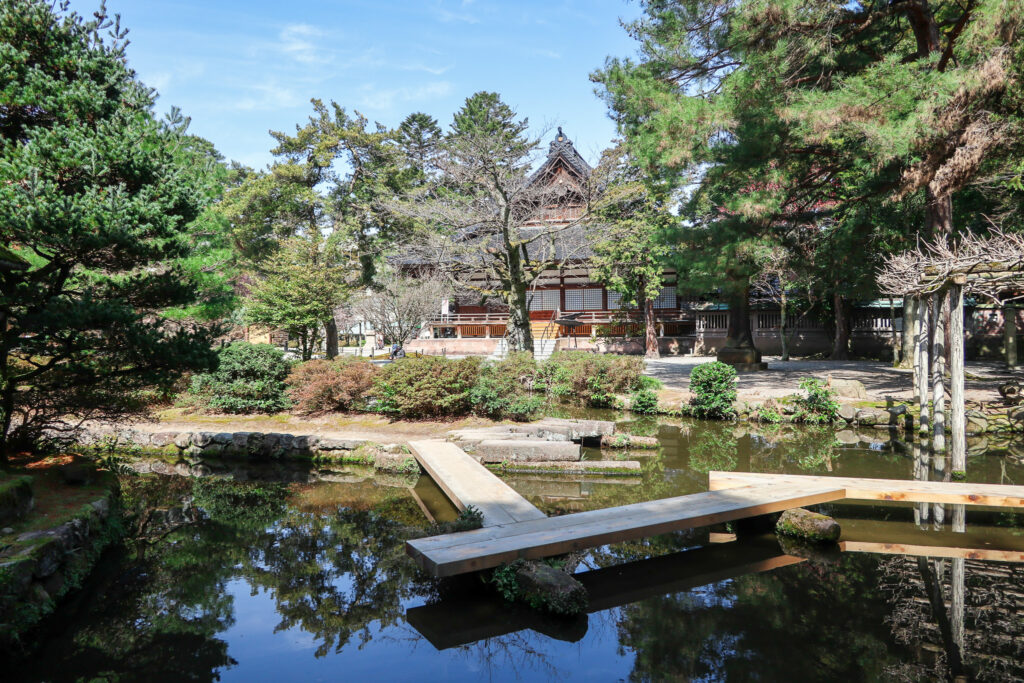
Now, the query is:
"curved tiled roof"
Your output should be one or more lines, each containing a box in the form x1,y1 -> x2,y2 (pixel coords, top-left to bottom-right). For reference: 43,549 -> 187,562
528,127 -> 592,186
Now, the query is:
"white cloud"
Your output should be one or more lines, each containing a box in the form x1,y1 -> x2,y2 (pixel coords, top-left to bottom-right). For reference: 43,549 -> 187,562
357,81 -> 453,111
278,23 -> 329,64
231,82 -> 304,111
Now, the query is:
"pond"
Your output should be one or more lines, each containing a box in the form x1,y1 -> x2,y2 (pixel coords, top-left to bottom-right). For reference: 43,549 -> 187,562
11,418 -> 1024,682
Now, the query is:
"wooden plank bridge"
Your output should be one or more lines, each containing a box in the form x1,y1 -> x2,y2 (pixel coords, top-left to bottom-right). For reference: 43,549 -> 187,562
406,440 -> 1024,578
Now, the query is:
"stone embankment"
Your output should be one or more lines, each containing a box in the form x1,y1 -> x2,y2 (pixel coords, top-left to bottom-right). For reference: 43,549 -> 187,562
77,427 -> 420,474
74,417 -> 646,479
448,418 -> 644,475
0,487 -> 120,650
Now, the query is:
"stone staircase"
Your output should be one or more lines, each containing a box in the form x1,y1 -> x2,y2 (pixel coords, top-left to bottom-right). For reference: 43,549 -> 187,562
533,338 -> 558,360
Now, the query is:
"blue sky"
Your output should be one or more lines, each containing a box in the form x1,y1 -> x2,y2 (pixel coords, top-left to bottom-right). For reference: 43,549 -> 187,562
65,0 -> 642,169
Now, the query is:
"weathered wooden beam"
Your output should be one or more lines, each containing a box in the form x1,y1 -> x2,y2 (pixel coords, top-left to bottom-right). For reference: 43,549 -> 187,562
932,295 -> 947,452
950,284 -> 966,475
708,472 -> 1024,507
1005,304 -> 1019,369
918,295 -> 931,436
406,483 -> 846,577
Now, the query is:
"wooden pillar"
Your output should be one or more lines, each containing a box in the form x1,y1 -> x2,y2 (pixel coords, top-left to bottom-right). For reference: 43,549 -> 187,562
901,294 -> 916,370
932,293 -> 946,452
918,296 -> 931,436
950,280 -> 966,476
1005,304 -> 1018,368
911,298 -> 920,402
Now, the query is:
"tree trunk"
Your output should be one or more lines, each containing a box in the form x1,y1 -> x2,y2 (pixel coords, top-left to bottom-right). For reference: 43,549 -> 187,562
888,296 -> 899,365
0,380 -> 13,467
643,294 -> 660,359
716,286 -> 761,367
900,295 -> 916,369
779,290 -> 790,362
506,280 -> 534,353
830,292 -> 850,360
325,317 -> 339,359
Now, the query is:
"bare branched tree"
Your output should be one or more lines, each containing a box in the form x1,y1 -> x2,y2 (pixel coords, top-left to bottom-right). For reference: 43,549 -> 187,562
391,93 -> 595,353
353,273 -> 449,347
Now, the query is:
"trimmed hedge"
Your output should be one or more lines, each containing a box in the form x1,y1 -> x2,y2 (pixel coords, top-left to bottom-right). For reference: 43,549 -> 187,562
187,342 -> 292,414
689,361 -> 737,419
286,357 -> 378,414
374,356 -> 482,418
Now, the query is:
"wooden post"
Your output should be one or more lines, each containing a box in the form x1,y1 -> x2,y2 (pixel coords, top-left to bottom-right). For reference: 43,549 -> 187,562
911,298 -> 920,402
932,293 -> 946,452
901,294 -> 916,370
1005,304 -> 1018,368
950,280 -> 966,477
918,295 -> 931,436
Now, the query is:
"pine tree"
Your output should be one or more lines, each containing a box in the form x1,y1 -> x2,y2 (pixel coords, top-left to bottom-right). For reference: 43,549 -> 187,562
595,0 -> 1024,359
0,0 -> 220,461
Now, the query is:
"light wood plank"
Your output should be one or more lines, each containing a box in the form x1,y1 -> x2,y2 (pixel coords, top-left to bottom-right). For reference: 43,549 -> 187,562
406,483 -> 846,577
408,440 -> 546,527
708,471 -> 1024,508
840,541 -> 1024,563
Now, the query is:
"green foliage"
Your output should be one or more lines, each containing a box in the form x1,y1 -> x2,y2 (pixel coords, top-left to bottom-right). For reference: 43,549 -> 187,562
188,342 -> 292,414
0,0 -> 221,460
793,378 -> 840,424
191,478 -> 288,528
630,389 -> 660,415
244,236 -> 352,361
754,400 -> 783,424
286,357 -> 378,414
688,362 -> 737,419
634,375 -> 663,391
489,559 -> 526,603
537,352 -> 644,408
373,356 -> 482,418
469,352 -> 543,420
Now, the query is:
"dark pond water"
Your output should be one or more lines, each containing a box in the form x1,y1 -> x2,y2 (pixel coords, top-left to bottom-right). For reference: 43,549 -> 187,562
11,419 -> 1024,682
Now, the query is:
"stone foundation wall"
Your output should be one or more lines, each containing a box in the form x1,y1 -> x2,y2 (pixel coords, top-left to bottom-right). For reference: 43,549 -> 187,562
406,338 -> 499,356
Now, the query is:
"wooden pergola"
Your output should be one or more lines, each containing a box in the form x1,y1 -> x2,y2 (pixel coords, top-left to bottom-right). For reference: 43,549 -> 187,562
880,230 -> 1024,476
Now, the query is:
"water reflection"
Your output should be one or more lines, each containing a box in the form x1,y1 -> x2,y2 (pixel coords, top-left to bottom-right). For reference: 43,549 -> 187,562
9,421 -> 1024,682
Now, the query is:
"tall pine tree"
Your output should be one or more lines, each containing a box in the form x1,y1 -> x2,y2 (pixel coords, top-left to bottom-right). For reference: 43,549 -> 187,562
0,1 -> 220,461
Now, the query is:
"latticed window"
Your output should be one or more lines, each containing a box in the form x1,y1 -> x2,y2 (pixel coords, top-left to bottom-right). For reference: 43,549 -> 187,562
607,291 -> 622,309
565,289 -> 583,310
654,286 -> 677,309
583,288 -> 603,309
528,290 -> 560,311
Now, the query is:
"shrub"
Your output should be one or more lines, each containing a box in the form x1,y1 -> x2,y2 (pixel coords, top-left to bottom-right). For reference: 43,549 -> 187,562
374,356 -> 482,418
689,361 -> 737,419
470,352 -> 542,420
630,389 -> 660,415
755,399 -> 783,424
536,352 -> 644,408
187,342 -> 291,414
633,375 -> 663,392
793,378 -> 840,423
286,357 -> 378,414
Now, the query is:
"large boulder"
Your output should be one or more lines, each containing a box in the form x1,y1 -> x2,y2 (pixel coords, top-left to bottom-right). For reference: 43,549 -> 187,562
776,508 -> 841,544
837,404 -> 857,423
515,562 -> 588,616
827,377 -> 868,399
965,410 -> 990,436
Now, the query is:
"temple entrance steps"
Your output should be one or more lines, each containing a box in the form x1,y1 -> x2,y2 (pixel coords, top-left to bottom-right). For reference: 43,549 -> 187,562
533,338 -> 558,360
